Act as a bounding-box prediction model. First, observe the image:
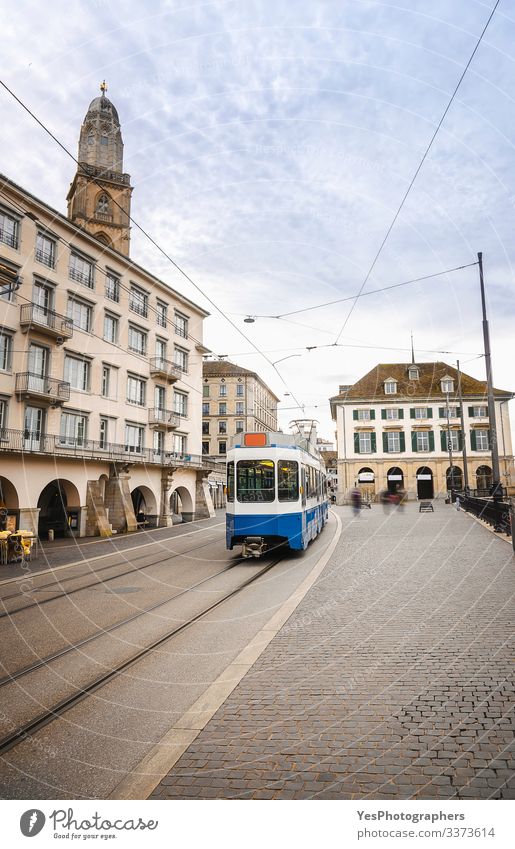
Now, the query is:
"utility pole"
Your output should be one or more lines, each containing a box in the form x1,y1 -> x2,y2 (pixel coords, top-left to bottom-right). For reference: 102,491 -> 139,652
477,252 -> 502,499
456,360 -> 469,492
446,392 -> 454,495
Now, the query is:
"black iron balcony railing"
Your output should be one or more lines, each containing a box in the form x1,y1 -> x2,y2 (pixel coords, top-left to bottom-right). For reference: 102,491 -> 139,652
20,303 -> 74,340
69,266 -> 93,288
0,227 -> 18,248
456,492 -> 511,536
148,408 -> 180,429
0,427 -> 219,471
35,247 -> 55,268
15,372 -> 71,403
149,357 -> 182,382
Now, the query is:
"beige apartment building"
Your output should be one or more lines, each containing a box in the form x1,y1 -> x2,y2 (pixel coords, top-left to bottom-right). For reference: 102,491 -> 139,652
0,87 -> 214,538
330,361 -> 514,502
202,359 -> 279,458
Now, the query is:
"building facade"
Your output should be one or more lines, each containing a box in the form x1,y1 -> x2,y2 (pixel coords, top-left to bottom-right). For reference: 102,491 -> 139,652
330,362 -> 514,502
0,89 -> 215,538
201,359 -> 279,458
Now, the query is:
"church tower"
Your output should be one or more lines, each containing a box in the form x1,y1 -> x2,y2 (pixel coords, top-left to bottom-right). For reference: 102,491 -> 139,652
67,82 -> 133,256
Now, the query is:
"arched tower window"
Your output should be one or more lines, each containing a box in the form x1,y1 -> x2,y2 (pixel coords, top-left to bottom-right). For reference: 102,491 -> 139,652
96,194 -> 111,215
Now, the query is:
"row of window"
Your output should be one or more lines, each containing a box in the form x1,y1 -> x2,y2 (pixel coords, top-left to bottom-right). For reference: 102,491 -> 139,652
202,402 -> 245,416
226,460 -> 326,504
383,376 -> 455,395
203,383 -> 244,398
0,206 -> 190,336
355,429 -> 490,454
202,420 -> 245,435
353,405 -> 487,421
19,407 -> 188,455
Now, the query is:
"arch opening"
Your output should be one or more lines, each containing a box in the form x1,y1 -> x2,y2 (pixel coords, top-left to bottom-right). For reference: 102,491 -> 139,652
0,477 -> 19,532
446,465 -> 463,492
131,486 -> 158,528
416,467 -> 434,500
169,486 -> 194,524
37,479 -> 80,538
476,465 -> 493,494
387,467 -> 404,495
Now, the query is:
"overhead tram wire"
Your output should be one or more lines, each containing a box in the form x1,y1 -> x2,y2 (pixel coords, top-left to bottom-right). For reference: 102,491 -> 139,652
0,81 -> 305,414
240,262 -> 478,321
332,0 -> 500,345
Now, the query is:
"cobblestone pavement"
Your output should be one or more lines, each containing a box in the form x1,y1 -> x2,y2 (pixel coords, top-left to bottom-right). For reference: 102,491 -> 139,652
150,502 -> 514,800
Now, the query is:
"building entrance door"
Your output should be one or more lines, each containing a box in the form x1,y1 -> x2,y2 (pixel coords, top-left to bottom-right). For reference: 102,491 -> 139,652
416,467 -> 434,499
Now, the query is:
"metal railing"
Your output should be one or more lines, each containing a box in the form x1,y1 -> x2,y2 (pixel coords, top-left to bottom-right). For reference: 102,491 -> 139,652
455,493 -> 511,536
15,373 -> 71,402
149,357 -> 182,382
69,265 -> 93,287
0,227 -> 17,248
20,303 -> 74,338
148,408 -> 180,428
0,426 -> 219,471
35,247 -> 55,267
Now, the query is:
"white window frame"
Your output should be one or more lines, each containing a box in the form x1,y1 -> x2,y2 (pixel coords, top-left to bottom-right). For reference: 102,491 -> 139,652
476,429 -> 489,450
236,383 -> 244,397
129,284 -> 148,318
236,401 -> 244,415
0,208 -> 20,249
103,312 -> 119,344
0,332 -> 13,371
64,355 -> 89,391
105,272 -> 120,303
174,390 -> 188,417
174,311 -> 188,338
59,411 -> 88,446
219,383 -> 227,397
35,232 -> 56,268
385,408 -> 399,420
125,423 -> 144,453
387,432 -> 400,452
357,409 -> 371,421
67,297 -> 92,332
441,379 -> 454,393
416,432 -> 429,452
472,405 -> 487,418
126,374 -> 146,406
156,300 -> 168,328
69,252 -> 94,288
384,380 -> 397,395
414,408 -> 428,419
358,432 -> 371,453
128,324 -> 148,356
173,346 -> 188,373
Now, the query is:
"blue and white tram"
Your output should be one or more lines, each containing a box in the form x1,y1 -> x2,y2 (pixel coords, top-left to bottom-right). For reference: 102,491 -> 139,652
226,432 -> 329,557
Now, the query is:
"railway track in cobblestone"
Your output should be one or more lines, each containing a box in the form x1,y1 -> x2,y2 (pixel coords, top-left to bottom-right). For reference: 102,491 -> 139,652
0,554 -> 282,756
0,530 -> 227,618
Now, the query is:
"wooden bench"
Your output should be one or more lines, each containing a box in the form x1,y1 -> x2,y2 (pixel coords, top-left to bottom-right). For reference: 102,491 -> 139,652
419,501 -> 434,513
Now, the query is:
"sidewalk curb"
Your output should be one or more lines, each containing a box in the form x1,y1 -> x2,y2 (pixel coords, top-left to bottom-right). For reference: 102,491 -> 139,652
108,511 -> 343,800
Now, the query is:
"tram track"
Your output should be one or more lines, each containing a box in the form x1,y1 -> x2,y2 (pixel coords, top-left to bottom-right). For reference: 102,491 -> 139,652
0,530 -> 226,618
0,554 -> 282,756
0,556 -> 242,688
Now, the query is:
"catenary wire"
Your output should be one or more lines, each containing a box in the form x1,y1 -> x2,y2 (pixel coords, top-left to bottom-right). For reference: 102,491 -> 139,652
332,0 -> 500,344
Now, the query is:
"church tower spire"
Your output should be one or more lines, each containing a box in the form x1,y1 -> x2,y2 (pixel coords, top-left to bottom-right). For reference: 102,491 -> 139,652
67,83 -> 133,256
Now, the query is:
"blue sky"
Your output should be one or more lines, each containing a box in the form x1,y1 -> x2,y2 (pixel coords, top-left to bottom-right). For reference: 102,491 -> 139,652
1,0 -> 514,444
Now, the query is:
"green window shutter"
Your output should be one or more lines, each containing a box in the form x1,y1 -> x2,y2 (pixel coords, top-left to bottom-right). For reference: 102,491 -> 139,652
353,410 -> 358,421
487,429 -> 491,449
382,433 -> 388,453
381,409 -> 386,420
428,431 -> 435,452
354,433 -> 360,453
458,431 -> 463,450
456,406 -> 461,417
410,408 -> 415,419
468,406 -> 474,417
439,407 -> 445,418
470,430 -> 477,451
399,432 -> 405,452
440,431 -> 447,451
398,408 -> 404,419
427,407 -> 432,418
412,432 -> 418,451
371,433 -> 377,453
370,410 -> 375,420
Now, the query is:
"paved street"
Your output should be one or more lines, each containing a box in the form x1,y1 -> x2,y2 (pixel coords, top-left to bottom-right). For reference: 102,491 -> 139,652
150,501 -> 515,800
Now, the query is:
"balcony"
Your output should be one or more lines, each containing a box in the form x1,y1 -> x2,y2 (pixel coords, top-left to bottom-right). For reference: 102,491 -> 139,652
0,427 -> 219,472
15,372 -> 70,406
149,357 -> 182,383
20,303 -> 73,342
148,408 -> 180,430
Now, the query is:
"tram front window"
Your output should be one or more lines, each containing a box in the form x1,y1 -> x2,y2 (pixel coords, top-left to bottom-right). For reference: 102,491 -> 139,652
237,459 -> 275,502
278,460 -> 299,501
